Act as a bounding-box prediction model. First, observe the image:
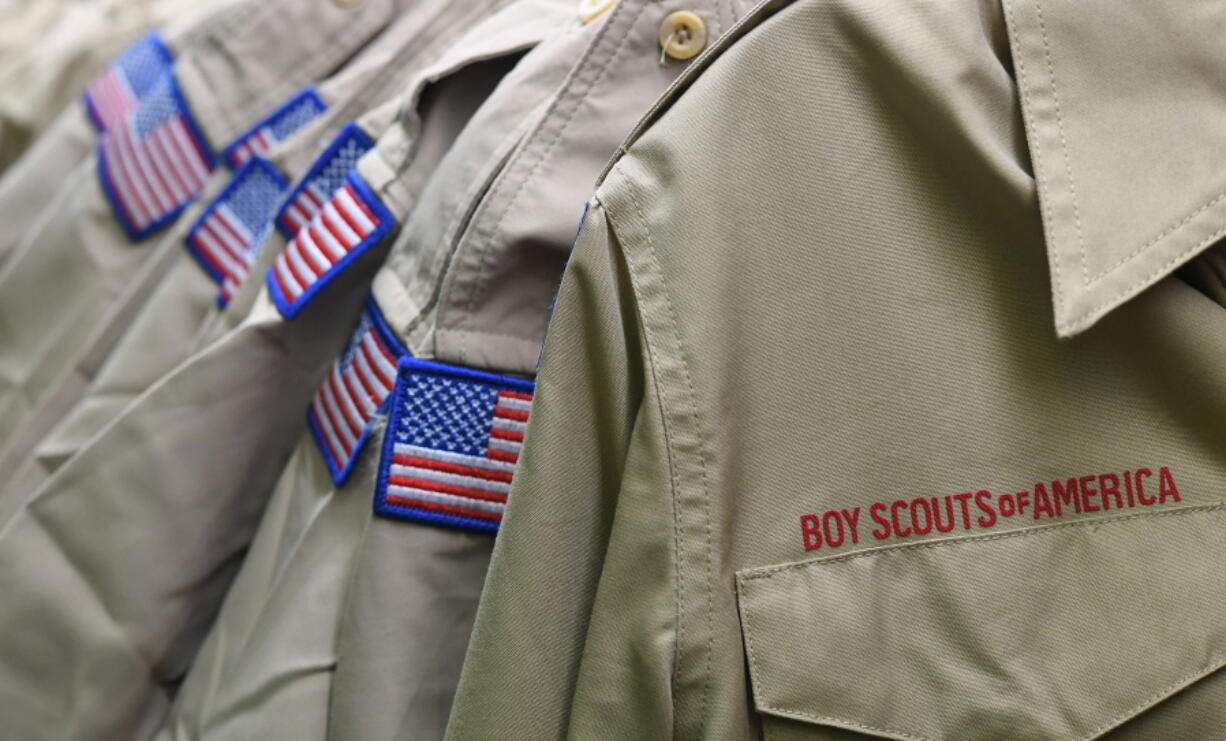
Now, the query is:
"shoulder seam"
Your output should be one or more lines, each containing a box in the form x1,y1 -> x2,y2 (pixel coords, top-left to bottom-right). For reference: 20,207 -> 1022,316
596,0 -> 796,185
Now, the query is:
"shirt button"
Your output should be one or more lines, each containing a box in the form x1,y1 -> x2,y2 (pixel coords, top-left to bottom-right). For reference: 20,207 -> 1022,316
578,0 -> 617,24
658,10 -> 707,61
333,0 -> 363,7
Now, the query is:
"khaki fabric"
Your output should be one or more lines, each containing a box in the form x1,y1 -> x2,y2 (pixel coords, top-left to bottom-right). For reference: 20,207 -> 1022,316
153,4 -> 590,737
0,0 -> 101,190
151,0 -> 749,736
326,3 -> 758,739
0,0 -> 411,480
0,0 -> 494,507
0,3 -> 567,739
0,0 -> 217,172
0,111 -> 96,266
447,0 -> 1226,739
0,0 -> 70,65
0,0 -> 246,264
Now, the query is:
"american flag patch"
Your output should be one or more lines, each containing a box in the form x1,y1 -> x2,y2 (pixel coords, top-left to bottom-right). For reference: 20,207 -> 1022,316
373,357 -> 535,533
83,31 -> 173,132
222,87 -> 328,168
266,169 -> 392,319
275,122 -> 373,239
184,157 -> 287,305
307,299 -> 408,484
97,74 -> 215,240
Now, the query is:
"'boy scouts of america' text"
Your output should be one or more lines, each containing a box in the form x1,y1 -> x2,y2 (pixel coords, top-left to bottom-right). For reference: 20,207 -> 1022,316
799,466 -> 1181,551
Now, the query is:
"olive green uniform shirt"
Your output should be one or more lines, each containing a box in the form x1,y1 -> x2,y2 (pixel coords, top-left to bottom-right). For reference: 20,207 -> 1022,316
448,0 -> 1226,739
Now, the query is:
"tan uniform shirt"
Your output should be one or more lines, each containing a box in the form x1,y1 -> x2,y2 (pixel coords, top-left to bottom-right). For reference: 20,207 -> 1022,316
0,2 -> 568,739
0,0 -> 497,506
151,2 -> 745,737
0,0 -> 412,481
447,0 -> 1226,739
327,4 -> 751,738
0,0 -> 246,263
0,0 -> 217,171
153,3 -> 585,737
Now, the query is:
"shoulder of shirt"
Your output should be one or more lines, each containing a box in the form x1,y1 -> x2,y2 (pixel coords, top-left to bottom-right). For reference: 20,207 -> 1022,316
594,0 -> 794,187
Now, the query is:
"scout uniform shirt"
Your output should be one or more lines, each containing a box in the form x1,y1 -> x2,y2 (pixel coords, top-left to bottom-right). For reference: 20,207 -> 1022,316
150,1 -> 744,737
447,0 -> 1226,739
0,0 -> 249,264
0,0 -> 216,171
324,2 -> 755,738
0,0 -> 499,506
0,4 -> 568,739
0,0 -> 412,475
151,3 -> 596,737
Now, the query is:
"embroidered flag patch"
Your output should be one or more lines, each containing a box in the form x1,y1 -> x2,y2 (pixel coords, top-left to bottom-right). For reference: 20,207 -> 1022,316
308,299 -> 408,485
275,122 -> 374,239
222,88 -> 328,168
266,169 -> 392,319
373,357 -> 536,533
97,74 -> 215,240
83,31 -> 173,132
184,157 -> 287,304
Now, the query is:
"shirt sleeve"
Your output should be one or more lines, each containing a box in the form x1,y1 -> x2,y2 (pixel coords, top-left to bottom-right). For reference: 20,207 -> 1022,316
445,199 -> 677,739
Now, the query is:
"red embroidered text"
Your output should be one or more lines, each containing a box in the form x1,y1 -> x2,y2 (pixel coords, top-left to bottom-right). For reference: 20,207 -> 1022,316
800,466 -> 1181,552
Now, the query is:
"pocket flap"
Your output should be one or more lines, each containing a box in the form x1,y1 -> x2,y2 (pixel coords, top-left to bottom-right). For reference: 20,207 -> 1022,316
735,505 -> 1226,740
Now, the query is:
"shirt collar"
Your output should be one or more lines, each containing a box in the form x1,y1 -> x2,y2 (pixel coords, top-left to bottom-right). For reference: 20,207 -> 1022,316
1005,0 -> 1226,336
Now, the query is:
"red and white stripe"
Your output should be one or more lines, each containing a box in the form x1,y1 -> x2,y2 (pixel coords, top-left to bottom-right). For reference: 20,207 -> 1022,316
219,275 -> 243,303
278,181 -> 329,235
382,391 -> 534,524
487,391 -> 531,462
86,69 -> 139,130
103,117 -> 212,231
270,182 -> 380,304
187,203 -> 255,287
308,319 -> 400,471
229,127 -> 275,167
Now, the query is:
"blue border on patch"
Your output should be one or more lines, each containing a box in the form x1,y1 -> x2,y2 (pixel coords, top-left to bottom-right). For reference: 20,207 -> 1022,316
266,169 -> 394,320
220,86 -> 327,168
275,122 -> 375,240
96,73 -> 217,241
82,31 -> 174,132
306,295 -> 408,486
372,356 -> 536,533
184,156 -> 288,283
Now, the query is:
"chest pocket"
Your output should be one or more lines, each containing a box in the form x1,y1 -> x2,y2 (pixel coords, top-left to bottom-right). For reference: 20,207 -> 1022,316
735,504 -> 1226,740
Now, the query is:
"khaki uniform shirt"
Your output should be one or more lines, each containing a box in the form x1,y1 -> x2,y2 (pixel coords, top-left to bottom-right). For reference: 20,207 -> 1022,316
0,0 -> 217,171
0,0 -> 246,263
0,0 -> 413,483
327,3 -> 754,738
0,3 -> 568,739
0,0 -> 497,505
153,3 -> 585,737
151,1 -> 744,738
447,0 -> 1226,739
